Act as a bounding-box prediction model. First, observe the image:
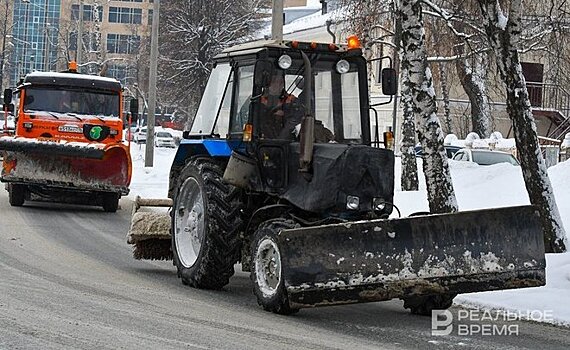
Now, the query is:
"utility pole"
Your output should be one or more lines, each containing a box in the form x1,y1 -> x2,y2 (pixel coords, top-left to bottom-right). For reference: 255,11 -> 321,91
271,0 -> 283,40
77,0 -> 84,71
145,0 -> 160,167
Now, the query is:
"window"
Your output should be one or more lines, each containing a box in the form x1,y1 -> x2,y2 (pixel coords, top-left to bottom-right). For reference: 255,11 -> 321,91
190,63 -> 232,135
107,34 -> 140,54
70,32 -> 100,52
71,4 -> 103,22
108,7 -> 142,24
230,65 -> 254,134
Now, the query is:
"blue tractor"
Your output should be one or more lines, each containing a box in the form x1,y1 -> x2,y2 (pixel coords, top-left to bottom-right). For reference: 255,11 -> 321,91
127,39 -> 546,315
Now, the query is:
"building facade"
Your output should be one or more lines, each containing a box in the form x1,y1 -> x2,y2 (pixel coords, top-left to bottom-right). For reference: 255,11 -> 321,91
6,0 -> 153,88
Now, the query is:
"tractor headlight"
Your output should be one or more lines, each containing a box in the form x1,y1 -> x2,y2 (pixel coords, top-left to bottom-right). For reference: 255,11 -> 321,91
336,59 -> 350,74
278,55 -> 292,69
346,195 -> 360,210
373,198 -> 386,211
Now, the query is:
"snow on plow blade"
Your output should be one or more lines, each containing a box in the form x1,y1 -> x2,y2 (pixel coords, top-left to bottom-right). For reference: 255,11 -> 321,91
127,196 -> 173,260
0,136 -> 106,159
278,205 -> 546,309
1,141 -> 131,194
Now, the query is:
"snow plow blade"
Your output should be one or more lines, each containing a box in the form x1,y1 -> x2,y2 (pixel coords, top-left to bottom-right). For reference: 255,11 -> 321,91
278,205 -> 546,309
0,136 -> 105,159
1,142 -> 131,194
127,196 -> 173,260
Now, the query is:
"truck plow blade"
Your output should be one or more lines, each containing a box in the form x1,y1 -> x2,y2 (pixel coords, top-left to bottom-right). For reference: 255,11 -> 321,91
1,144 -> 131,194
0,136 -> 106,159
278,205 -> 546,309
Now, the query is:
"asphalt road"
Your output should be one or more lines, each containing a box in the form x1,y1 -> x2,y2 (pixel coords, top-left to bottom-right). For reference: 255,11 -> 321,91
0,191 -> 569,350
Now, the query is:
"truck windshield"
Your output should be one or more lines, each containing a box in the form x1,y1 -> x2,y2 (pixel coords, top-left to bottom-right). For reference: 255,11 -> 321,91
23,87 -> 120,117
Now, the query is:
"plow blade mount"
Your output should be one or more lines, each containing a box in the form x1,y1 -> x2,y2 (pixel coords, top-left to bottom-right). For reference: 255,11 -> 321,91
127,196 -> 173,260
278,205 -> 546,309
1,143 -> 131,194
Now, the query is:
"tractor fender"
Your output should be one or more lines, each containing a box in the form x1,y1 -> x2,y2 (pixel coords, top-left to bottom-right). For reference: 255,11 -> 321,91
168,139 -> 233,198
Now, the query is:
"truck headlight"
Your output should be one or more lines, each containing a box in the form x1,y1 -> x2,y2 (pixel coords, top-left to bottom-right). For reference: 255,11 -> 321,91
346,195 -> 359,210
373,198 -> 386,211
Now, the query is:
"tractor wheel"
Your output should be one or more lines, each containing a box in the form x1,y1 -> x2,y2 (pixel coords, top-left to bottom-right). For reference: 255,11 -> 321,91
402,293 -> 456,316
8,184 -> 26,207
102,193 -> 120,212
172,157 -> 244,289
251,219 -> 299,315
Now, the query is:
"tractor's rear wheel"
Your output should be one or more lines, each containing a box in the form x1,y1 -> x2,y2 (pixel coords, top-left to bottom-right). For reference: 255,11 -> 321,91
251,219 -> 299,315
8,184 -> 26,207
402,293 -> 456,316
172,158 -> 243,289
102,193 -> 120,212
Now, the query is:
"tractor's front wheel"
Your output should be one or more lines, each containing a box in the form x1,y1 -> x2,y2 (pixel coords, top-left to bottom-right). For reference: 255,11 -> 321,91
172,157 -> 243,289
251,220 -> 299,315
402,293 -> 456,316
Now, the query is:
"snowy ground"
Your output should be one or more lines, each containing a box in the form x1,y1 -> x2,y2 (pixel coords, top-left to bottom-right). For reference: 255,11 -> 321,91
128,144 -> 570,327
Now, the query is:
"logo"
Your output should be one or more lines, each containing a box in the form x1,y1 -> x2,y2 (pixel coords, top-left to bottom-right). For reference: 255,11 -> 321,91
89,126 -> 103,139
431,309 -> 554,336
432,310 -> 453,336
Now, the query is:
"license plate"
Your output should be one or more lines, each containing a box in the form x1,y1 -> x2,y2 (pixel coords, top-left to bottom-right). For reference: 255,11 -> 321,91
58,125 -> 83,133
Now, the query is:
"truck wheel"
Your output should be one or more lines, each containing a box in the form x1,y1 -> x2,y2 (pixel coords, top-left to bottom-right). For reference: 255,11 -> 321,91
251,219 -> 299,315
8,184 -> 26,207
172,157 -> 243,289
402,293 -> 456,316
102,193 -> 120,212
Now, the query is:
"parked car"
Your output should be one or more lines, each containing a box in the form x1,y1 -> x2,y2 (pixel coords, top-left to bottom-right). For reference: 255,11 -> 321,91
0,111 -> 15,135
414,145 -> 463,158
452,148 -> 520,166
134,127 -> 147,144
154,131 -> 175,148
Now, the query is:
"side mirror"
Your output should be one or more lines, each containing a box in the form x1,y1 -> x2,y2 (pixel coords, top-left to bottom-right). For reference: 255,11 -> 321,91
3,88 -> 12,106
381,68 -> 398,96
254,60 -> 274,87
8,103 -> 14,113
129,98 -> 139,123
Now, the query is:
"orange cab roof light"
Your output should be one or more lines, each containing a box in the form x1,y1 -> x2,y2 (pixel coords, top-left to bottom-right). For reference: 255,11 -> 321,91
68,61 -> 78,72
347,35 -> 361,50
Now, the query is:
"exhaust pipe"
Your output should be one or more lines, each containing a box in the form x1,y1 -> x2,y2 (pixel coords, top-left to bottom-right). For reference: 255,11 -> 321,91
299,51 -> 314,174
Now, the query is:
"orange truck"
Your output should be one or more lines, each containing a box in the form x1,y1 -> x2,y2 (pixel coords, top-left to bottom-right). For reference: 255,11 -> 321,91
0,63 -> 132,212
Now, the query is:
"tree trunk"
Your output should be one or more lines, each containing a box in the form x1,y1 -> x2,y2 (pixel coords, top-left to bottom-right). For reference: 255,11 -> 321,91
397,0 -> 458,213
455,50 -> 492,138
400,64 -> 419,191
438,62 -> 453,134
478,0 -> 567,253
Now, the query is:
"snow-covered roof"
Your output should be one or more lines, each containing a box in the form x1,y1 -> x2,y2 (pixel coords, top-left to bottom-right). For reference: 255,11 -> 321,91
25,71 -> 120,84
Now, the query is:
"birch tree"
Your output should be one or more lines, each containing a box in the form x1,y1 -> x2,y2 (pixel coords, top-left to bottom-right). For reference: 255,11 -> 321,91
478,0 -> 567,253
397,0 -> 458,213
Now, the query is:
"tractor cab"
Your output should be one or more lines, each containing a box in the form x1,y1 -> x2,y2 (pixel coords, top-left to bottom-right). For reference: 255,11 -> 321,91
190,39 -> 373,145
182,39 -> 396,218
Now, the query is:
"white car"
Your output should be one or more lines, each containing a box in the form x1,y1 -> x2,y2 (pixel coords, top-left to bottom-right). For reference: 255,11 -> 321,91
0,112 -> 15,134
154,131 -> 175,148
134,127 -> 147,144
452,148 -> 520,166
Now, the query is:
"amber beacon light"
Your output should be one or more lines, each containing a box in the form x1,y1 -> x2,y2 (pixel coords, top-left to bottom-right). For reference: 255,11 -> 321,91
347,35 -> 361,49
